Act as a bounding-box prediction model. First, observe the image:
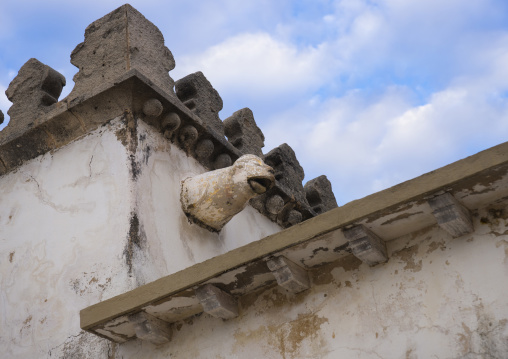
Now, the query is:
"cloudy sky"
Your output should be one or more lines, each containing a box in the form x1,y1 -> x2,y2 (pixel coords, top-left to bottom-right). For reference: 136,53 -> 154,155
1,0 -> 508,204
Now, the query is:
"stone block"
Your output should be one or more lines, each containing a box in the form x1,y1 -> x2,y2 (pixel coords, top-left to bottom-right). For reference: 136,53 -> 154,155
264,143 -> 307,205
175,71 -> 224,137
2,58 -> 65,141
343,225 -> 388,266
68,4 -> 176,100
304,175 -> 338,214
428,193 -> 473,238
249,143 -> 316,228
267,256 -> 310,293
128,311 -> 172,346
224,108 -> 264,157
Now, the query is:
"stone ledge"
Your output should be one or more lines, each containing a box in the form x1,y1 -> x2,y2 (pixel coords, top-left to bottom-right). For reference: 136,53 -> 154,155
80,139 -> 508,342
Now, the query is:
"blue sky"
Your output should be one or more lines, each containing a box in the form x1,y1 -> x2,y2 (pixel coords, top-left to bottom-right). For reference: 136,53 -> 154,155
1,0 -> 508,204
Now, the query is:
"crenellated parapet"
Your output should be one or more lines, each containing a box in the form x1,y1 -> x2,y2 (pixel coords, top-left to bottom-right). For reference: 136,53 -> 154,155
248,144 -> 337,227
67,4 -> 176,102
0,4 -> 337,229
249,144 -> 308,226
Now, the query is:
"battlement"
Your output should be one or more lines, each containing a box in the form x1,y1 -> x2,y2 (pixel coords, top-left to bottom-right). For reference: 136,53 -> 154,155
0,4 -> 336,229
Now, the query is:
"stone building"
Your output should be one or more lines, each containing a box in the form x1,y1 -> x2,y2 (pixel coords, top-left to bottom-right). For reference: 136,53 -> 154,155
1,5 -> 507,358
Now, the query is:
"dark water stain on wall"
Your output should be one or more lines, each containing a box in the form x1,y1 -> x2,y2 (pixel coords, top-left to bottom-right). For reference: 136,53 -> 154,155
392,245 -> 422,272
124,212 -> 144,276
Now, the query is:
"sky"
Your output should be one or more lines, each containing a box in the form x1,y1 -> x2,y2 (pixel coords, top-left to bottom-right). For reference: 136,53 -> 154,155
1,0 -> 508,204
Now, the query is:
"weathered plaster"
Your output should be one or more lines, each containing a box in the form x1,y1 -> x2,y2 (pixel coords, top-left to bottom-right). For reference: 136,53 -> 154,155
81,137 -> 508,325
110,203 -> 508,358
0,116 -> 281,358
0,119 -> 134,358
2,4 -> 507,358
76,131 -> 508,357
131,120 -> 281,285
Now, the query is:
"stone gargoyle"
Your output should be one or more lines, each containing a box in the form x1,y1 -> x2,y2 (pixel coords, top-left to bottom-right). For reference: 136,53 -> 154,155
181,154 -> 275,232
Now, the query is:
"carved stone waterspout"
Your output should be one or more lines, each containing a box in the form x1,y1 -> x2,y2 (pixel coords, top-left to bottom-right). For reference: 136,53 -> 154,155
181,154 -> 275,231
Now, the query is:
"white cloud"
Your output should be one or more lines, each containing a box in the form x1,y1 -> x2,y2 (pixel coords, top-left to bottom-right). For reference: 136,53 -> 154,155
168,0 -> 508,203
263,76 -> 508,203
173,32 -> 330,100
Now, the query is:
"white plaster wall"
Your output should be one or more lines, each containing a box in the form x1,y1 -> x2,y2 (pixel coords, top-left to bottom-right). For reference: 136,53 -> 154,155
0,119 -> 134,358
115,203 -> 508,359
0,117 -> 282,358
9,116 -> 506,358
130,120 -> 281,285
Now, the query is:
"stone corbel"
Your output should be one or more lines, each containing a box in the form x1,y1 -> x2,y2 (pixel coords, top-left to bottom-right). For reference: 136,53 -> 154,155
343,225 -> 388,266
427,192 -> 473,238
267,256 -> 310,293
128,312 -> 172,346
195,284 -> 239,320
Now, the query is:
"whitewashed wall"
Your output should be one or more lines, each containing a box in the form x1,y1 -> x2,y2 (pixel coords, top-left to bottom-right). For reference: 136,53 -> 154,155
2,116 -> 506,358
114,202 -> 508,359
0,119 -> 134,358
0,117 -> 281,358
130,120 -> 281,285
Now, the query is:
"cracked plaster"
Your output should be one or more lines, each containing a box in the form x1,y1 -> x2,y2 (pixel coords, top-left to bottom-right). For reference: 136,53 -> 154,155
1,4 -> 508,358
0,117 -> 281,358
110,204 -> 508,359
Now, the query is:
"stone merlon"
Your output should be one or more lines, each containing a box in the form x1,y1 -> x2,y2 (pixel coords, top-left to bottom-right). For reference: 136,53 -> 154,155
67,4 -> 176,102
175,71 -> 224,137
4,58 -> 65,142
224,108 -> 265,157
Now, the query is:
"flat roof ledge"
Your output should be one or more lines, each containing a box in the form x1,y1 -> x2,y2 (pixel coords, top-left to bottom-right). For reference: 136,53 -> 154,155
81,140 -> 508,344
